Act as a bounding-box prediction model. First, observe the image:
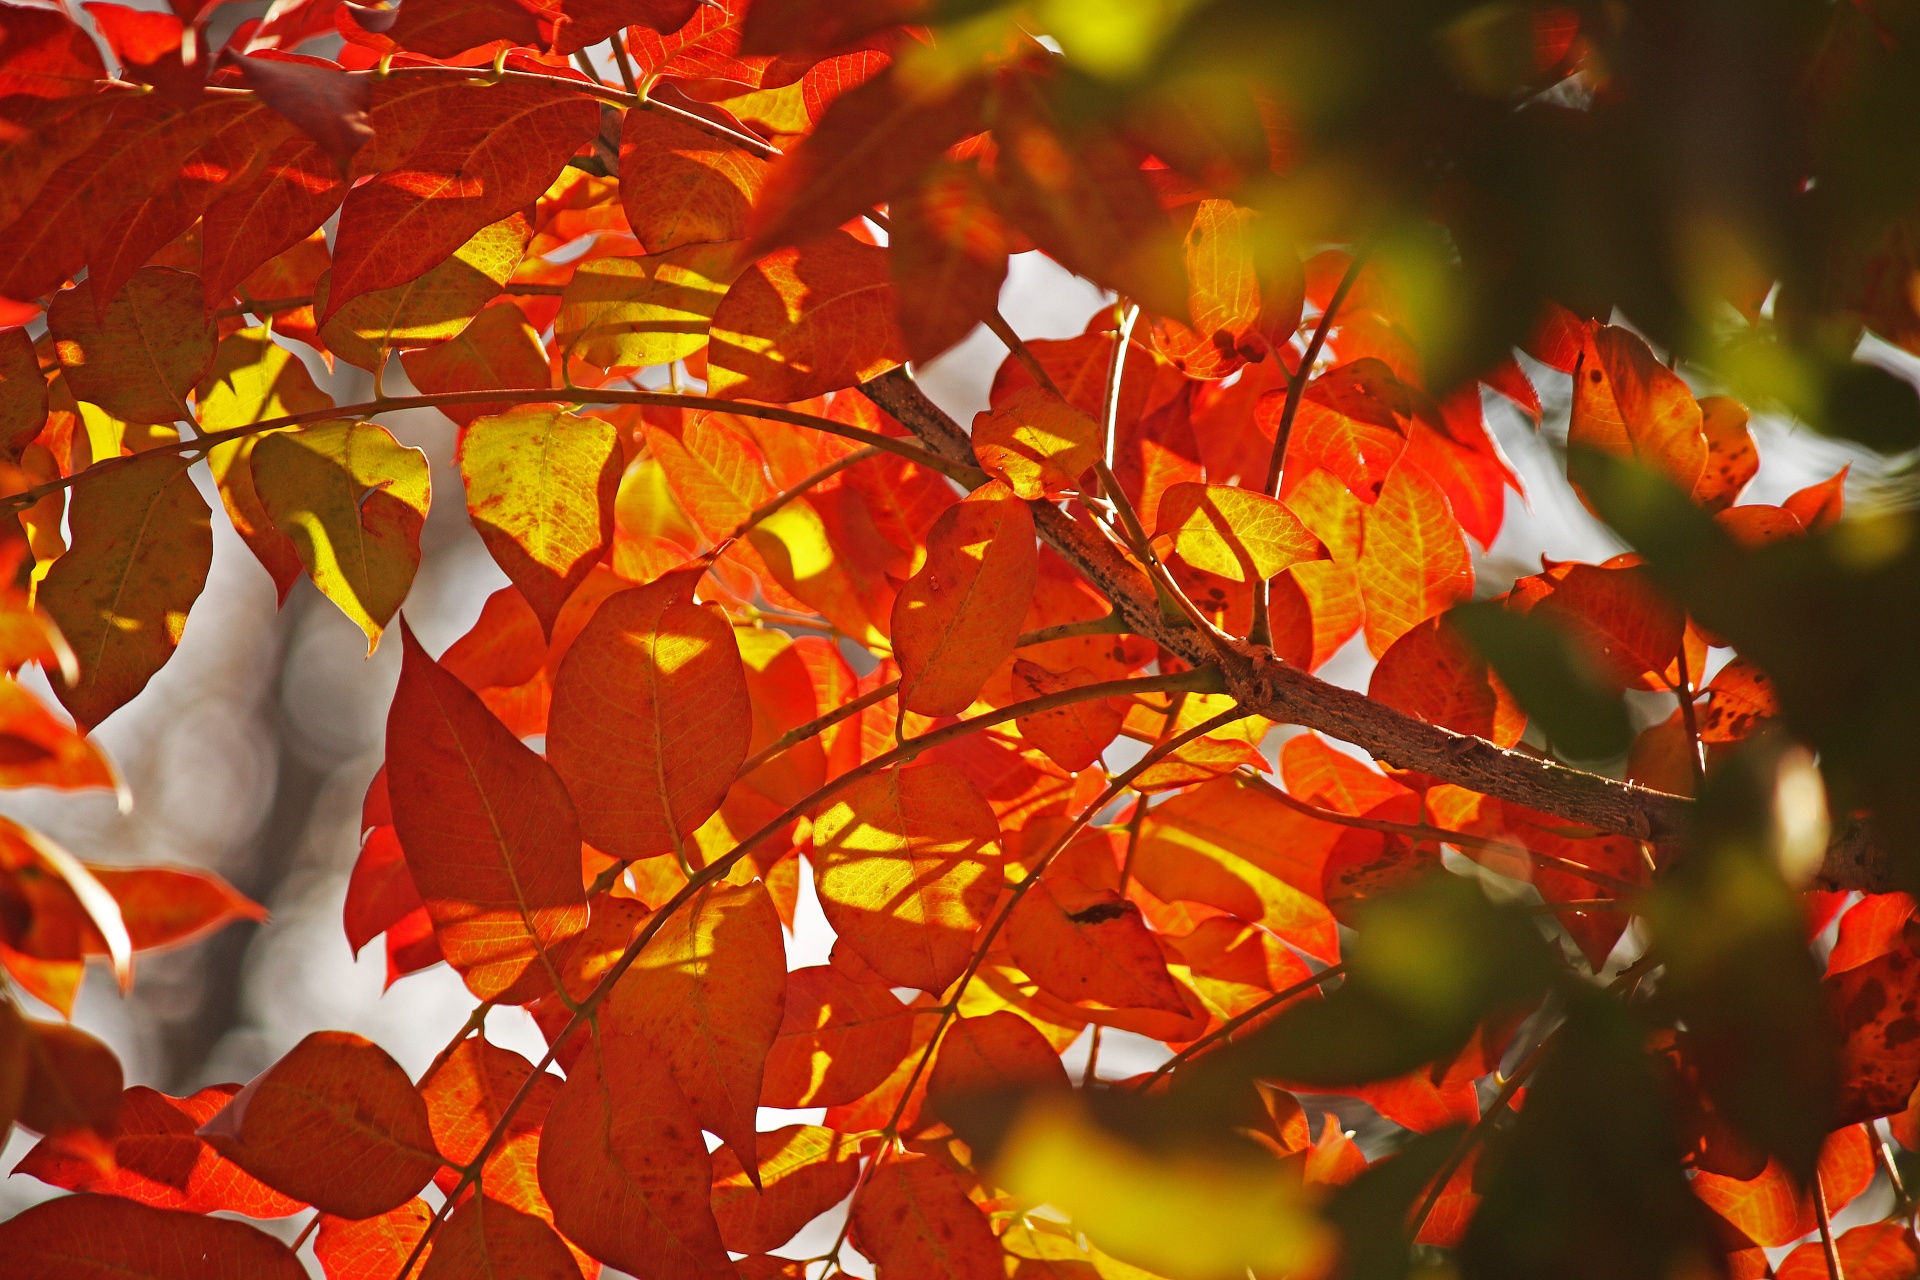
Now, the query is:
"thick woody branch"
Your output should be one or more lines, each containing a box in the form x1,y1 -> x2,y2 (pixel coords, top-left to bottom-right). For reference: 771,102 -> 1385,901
857,369 -> 1890,893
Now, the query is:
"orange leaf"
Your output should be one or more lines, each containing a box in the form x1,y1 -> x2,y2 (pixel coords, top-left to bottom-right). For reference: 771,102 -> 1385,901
0,817 -> 134,994
1131,777 -> 1340,963
893,479 -> 1038,717
199,1030 -> 441,1220
973,386 -> 1101,501
708,230 -> 909,401
1783,466 -> 1848,533
711,1123 -> 863,1254
606,878 -> 787,1176
1012,659 -> 1126,773
460,406 -> 622,637
16,1083 -> 304,1218
1777,1222 -> 1919,1280
1151,199 -> 1263,380
812,761 -> 1003,993
849,1154 -> 1003,1280
386,622 -> 588,1002
11,1009 -> 122,1150
1522,562 -> 1685,691
1007,875 -> 1189,1015
1357,460 -> 1472,656
1305,1112 -> 1368,1186
1827,943 -> 1920,1127
1170,916 -> 1316,1022
315,1199 -> 435,1280
1830,894 -> 1917,976
748,68 -> 988,254
1692,1123 -> 1874,1247
0,1194 -> 306,1279
761,963 -> 916,1107
619,107 -> 770,253
927,1009 -> 1071,1126
399,303 -> 554,428
537,1027 -> 735,1279
1569,324 -> 1707,494
1153,481 -> 1326,583
92,864 -> 265,953
325,81 -> 599,318
891,160 -> 1013,363
547,571 -> 753,862
419,1195 -> 581,1280
1691,396 -> 1757,512
419,1038 -> 558,1222
1368,615 -> 1525,747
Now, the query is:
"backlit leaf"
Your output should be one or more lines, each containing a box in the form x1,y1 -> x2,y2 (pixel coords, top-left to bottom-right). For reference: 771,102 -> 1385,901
606,879 -> 787,1175
325,82 -> 599,318
315,1200 -> 434,1280
1367,615 -> 1525,748
891,160 -> 1012,364
973,387 -> 1100,501
317,213 -> 531,372
707,230 -> 909,401
761,964 -> 915,1107
418,1195 -> 580,1280
556,243 -> 743,370
813,761 -> 1003,993
893,479 -> 1038,717
1154,482 -> 1326,583
1007,874 -> 1189,1015
0,1194 -> 306,1280
49,267 -> 214,425
0,324 -> 48,457
385,623 -> 587,1002
537,1028 -> 735,1280
1570,325 -> 1707,496
419,1038 -> 558,1222
850,1154 -> 1003,1280
16,1083 -> 305,1218
398,303 -> 553,428
460,406 -> 621,637
927,1009 -> 1070,1126
37,450 -> 211,728
252,421 -> 432,649
199,1030 -> 440,1220
547,571 -> 753,862
1357,461 -> 1471,656
618,107 -> 770,253
711,1123 -> 863,1254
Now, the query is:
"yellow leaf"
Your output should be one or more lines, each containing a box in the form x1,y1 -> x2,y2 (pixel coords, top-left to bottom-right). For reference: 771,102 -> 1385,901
557,243 -> 743,371
317,215 -> 531,372
1152,482 -> 1326,583
459,406 -> 621,636
252,422 -> 432,650
972,386 -> 1100,499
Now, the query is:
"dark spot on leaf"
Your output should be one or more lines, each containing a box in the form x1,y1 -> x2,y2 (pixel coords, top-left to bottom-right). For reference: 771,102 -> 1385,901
1067,900 -> 1131,925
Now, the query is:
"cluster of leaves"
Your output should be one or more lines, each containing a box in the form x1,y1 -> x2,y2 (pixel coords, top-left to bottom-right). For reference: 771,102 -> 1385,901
6,1 -> 1920,1278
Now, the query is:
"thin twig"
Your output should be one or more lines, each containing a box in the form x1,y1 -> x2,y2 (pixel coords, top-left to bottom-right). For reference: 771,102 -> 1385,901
1814,1167 -> 1847,1280
1406,1032 -> 1555,1240
1251,244 -> 1370,646
1102,301 -> 1140,471
3,388 -> 985,519
391,667 -> 1220,1280
291,1211 -> 321,1252
1672,643 -> 1706,793
1134,963 -> 1347,1089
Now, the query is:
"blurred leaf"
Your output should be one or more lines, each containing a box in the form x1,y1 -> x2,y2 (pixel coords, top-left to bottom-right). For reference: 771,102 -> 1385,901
1449,601 -> 1632,760
1462,991 -> 1722,1280
1323,1127 -> 1463,1280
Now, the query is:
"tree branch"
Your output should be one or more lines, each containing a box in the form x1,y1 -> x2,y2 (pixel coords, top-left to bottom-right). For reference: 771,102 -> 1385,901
856,368 -> 1897,893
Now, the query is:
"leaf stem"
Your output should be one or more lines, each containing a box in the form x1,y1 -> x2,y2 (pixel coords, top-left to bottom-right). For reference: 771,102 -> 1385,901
1101,301 -> 1139,472
1251,243 -> 1370,646
5,388 -> 985,520
1814,1166 -> 1847,1280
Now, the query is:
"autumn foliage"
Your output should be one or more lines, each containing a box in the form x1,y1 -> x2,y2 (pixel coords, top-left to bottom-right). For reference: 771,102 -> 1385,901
8,0 -> 1920,1277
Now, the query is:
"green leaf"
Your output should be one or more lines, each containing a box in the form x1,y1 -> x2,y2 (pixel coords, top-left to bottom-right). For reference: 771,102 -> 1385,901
252,422 -> 432,650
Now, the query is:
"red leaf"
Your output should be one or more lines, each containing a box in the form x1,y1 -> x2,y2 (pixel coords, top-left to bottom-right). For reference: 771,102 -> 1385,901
1368,614 -> 1525,747
850,1154 -> 1003,1280
618,106 -> 769,253
1007,875 -> 1189,1015
230,54 -> 373,159
16,1083 -> 305,1217
605,878 -> 787,1177
762,964 -> 915,1107
0,5 -> 107,100
537,1027 -> 735,1279
1777,1222 -> 1919,1280
1691,395 -> 1758,512
547,571 -> 753,862
1569,323 -> 1707,495
199,1030 -> 441,1219
927,1009 -> 1070,1124
890,160 -> 1012,364
316,1200 -> 436,1280
711,1123 -> 863,1254
813,761 -> 1004,993
419,1037 -> 558,1220
85,4 -> 204,103
386,620 -> 588,1002
1827,942 -> 1920,1127
0,1194 -> 306,1279
892,479 -> 1038,717
1830,895 -> 1918,976
748,69 -> 988,254
1692,1124 -> 1874,1248
12,1011 -> 123,1147
419,1195 -> 581,1280
324,81 -> 599,319
1783,465 -> 1849,533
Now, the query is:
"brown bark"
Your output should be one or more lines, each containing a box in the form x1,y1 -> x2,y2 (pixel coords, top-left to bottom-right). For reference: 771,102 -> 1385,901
860,369 -> 1888,893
